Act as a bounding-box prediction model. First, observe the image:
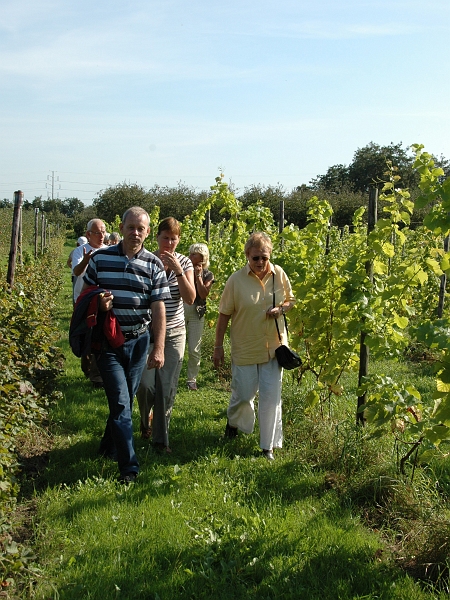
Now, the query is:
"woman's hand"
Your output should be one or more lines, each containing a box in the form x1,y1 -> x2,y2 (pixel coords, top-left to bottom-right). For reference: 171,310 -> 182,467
159,250 -> 182,274
195,266 -> 213,300
266,306 -> 283,319
213,346 -> 225,369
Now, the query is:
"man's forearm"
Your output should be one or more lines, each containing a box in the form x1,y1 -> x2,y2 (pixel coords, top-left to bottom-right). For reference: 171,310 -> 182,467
150,301 -> 166,351
73,261 -> 87,277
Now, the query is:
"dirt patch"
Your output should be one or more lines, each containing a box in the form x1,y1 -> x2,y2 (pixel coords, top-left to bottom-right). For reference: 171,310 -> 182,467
16,425 -> 54,498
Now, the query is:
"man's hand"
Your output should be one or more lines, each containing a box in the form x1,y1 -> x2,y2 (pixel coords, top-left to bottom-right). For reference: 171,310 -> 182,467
99,291 -> 114,312
147,348 -> 164,370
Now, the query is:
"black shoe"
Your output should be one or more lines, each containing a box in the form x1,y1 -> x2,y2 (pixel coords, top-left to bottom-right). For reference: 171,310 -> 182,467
118,472 -> 138,484
153,442 -> 172,454
224,421 -> 238,439
262,449 -> 274,461
92,381 -> 104,389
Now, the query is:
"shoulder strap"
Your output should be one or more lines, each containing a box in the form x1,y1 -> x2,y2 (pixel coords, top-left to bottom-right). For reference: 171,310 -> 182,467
273,272 -> 289,344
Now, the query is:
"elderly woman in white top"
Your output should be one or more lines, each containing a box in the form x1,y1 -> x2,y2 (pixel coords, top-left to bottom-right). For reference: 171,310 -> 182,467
184,243 -> 214,391
137,217 -> 195,453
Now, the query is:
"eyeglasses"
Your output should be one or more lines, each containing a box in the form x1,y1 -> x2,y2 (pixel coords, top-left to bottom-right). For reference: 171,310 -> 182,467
89,230 -> 106,235
251,256 -> 269,262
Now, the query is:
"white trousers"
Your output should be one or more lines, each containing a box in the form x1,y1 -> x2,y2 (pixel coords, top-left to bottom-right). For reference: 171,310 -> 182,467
183,303 -> 205,382
227,357 -> 283,451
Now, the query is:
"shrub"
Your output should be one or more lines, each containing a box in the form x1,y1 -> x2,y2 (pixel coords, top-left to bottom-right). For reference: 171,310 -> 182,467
0,239 -> 65,590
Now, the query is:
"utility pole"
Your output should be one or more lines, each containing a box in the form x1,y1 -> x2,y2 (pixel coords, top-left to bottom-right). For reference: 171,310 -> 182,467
46,170 -> 60,200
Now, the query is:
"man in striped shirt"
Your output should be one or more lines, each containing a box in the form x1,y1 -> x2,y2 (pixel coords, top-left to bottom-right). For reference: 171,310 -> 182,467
82,206 -> 170,483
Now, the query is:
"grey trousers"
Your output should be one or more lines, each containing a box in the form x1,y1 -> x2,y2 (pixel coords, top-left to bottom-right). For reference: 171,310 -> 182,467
137,327 -> 186,448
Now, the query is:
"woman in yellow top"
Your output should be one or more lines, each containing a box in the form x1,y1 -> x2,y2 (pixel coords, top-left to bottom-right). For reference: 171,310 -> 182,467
213,232 -> 295,461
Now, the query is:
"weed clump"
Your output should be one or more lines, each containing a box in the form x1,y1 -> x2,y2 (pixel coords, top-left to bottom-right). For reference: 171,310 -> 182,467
282,373 -> 450,592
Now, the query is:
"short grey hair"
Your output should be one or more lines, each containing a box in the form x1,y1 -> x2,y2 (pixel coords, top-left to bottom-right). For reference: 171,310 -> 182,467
109,232 -> 121,244
189,243 -> 210,268
122,206 -> 150,226
86,218 -> 105,233
244,232 -> 273,256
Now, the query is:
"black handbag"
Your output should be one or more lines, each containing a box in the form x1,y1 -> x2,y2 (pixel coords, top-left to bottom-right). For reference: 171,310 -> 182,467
273,274 -> 302,370
275,343 -> 302,370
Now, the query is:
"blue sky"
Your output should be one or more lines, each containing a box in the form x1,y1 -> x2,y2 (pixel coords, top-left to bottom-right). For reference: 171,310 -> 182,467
1,0 -> 449,204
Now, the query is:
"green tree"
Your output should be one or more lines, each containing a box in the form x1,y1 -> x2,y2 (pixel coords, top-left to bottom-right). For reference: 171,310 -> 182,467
31,196 -> 44,211
433,153 -> 450,181
348,142 -> 418,193
72,206 -> 101,237
310,164 -> 351,193
148,183 -> 207,222
311,142 -> 419,194
93,181 -> 208,226
61,197 -> 85,218
43,198 -> 63,213
238,184 -> 287,226
93,182 -> 154,224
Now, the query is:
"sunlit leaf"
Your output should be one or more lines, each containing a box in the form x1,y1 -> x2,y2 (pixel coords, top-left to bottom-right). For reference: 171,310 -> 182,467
392,313 -> 408,329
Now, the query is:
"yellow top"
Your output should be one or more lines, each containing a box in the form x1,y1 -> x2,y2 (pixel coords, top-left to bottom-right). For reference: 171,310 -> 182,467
219,262 -> 295,366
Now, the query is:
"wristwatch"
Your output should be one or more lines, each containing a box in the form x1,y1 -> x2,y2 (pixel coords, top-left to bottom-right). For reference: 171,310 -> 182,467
281,306 -> 286,315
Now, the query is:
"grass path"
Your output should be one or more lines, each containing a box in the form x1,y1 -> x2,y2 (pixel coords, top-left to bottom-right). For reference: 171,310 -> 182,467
30,249 -> 444,599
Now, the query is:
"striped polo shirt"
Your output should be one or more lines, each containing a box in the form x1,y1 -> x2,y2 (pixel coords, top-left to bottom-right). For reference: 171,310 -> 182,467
83,242 -> 171,332
162,252 -> 194,330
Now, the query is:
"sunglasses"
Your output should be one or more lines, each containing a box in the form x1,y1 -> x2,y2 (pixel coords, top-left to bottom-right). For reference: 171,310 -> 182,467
251,256 -> 269,262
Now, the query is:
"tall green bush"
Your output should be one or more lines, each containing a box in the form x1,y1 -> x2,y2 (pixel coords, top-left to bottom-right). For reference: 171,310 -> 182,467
0,239 -> 65,587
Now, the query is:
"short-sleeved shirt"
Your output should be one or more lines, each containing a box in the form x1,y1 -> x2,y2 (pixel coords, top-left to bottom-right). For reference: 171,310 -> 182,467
83,241 -> 170,333
72,242 -> 107,302
160,252 -> 194,330
219,262 -> 295,366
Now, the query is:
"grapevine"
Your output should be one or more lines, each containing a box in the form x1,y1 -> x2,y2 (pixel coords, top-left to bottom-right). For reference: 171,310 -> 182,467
141,153 -> 450,470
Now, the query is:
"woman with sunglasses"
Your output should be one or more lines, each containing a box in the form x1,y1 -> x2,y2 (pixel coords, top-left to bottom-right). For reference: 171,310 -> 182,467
213,232 -> 295,461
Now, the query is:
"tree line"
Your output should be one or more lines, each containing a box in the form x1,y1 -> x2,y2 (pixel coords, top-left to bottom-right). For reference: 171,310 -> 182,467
5,142 -> 448,236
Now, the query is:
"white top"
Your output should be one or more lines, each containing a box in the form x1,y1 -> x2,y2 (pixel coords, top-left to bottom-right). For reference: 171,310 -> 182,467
72,242 -> 107,302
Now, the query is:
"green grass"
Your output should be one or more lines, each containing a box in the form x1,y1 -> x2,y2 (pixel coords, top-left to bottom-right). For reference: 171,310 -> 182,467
22,258 -> 450,599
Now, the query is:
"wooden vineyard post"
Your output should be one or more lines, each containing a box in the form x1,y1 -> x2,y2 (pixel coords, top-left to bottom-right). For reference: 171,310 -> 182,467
7,190 -> 23,288
437,234 -> 449,318
34,208 -> 39,258
357,187 -> 378,425
279,200 -> 284,251
205,209 -> 210,242
41,213 -> 45,253
325,216 -> 332,255
18,202 -> 23,266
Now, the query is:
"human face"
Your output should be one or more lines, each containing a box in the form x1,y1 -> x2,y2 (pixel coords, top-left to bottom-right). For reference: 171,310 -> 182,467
87,221 -> 106,249
247,247 -> 271,279
157,230 -> 179,254
189,252 -> 203,267
119,213 -> 150,252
